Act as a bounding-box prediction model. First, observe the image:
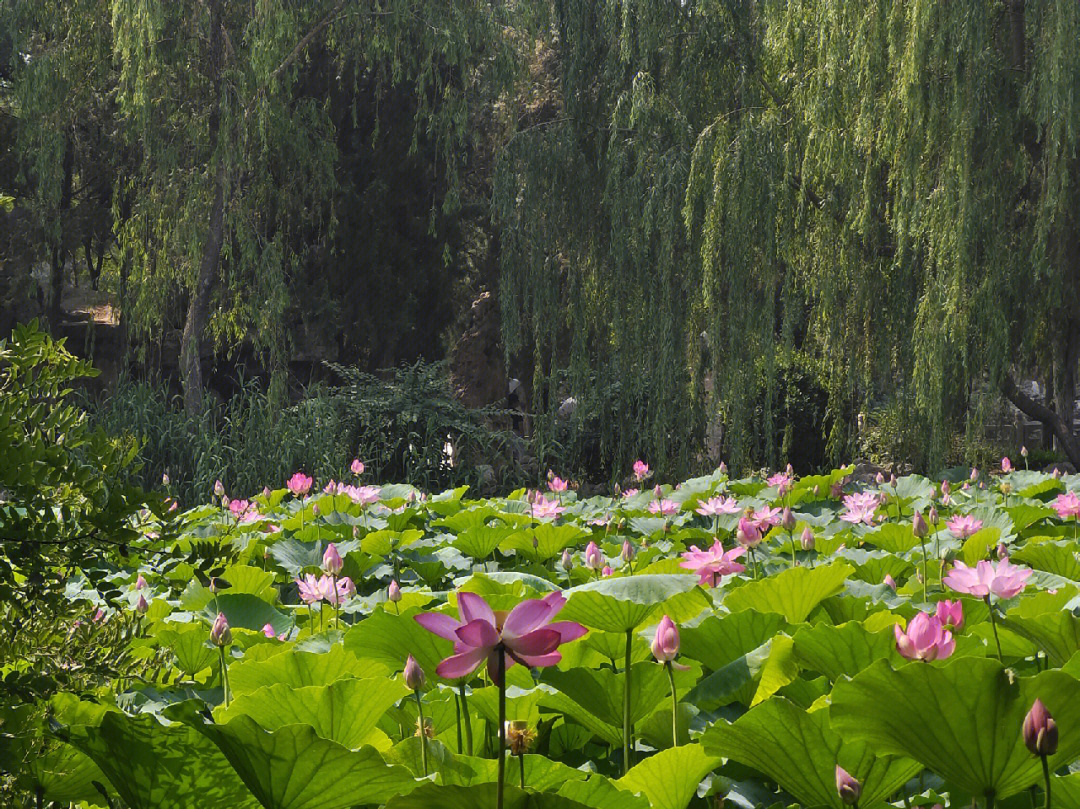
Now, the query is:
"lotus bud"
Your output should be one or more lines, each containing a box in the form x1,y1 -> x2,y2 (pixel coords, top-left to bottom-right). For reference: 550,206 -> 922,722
1021,445 -> 1028,457
602,565 -> 613,577
835,765 -> 862,806
997,543 -> 1009,560
561,548 -> 574,571
971,468 -> 979,481
935,599 -> 963,631
214,479 -> 225,498
884,574 -> 897,590
941,480 -> 951,496
135,594 -> 149,615
1023,698 -> 1058,757
736,516 -> 762,547
388,580 -> 402,603
162,472 -> 170,486
653,484 -> 663,499
584,541 -> 603,571
221,496 -> 230,509
322,543 -> 343,575
262,623 -> 276,638
1001,482 -> 1012,495
890,474 -> 897,486
312,502 -> 320,517
210,612 -> 232,647
718,462 -> 728,475
781,507 -> 796,532
813,484 -> 821,496
404,654 -> 426,691
651,615 -> 680,663
351,458 -> 364,475
800,526 -> 815,550
1054,468 -> 1063,478
875,472 -> 884,484
1002,456 -> 1013,473
621,539 -> 636,563
135,574 -> 148,590
909,512 -> 927,541
929,505 -> 939,525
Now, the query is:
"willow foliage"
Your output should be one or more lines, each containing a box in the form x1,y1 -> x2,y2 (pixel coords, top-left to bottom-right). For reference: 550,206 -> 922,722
498,0 -> 1080,475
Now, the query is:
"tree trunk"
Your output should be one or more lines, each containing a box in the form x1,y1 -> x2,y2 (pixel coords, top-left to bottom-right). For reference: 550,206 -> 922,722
180,0 -> 226,416
1009,1 -> 1026,72
1003,372 -> 1080,468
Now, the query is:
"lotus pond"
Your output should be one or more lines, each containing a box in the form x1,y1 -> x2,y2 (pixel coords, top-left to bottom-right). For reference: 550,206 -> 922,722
9,460 -> 1080,809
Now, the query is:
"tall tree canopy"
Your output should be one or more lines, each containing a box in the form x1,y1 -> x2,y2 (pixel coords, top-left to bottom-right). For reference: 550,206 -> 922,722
496,0 -> 1080,474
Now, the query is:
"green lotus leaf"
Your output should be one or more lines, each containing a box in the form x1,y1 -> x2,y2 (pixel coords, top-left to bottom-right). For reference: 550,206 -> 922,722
559,574 -> 701,632
344,606 -> 454,681
615,744 -> 721,809
702,697 -> 921,809
228,644 -> 387,696
723,563 -> 854,624
831,657 -> 1080,799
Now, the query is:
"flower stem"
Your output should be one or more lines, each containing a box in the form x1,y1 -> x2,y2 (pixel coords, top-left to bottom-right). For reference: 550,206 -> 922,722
986,598 -> 1004,663
415,691 -> 429,776
1041,754 -> 1051,809
459,680 -> 474,756
665,661 -> 678,747
519,752 -> 526,790
789,533 -> 797,568
623,629 -> 633,775
919,538 -> 928,602
218,646 -> 231,707
454,686 -> 463,754
497,650 -> 506,809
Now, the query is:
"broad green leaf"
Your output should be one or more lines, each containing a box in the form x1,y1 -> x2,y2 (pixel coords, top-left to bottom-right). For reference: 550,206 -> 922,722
615,744 -> 721,809
388,738 -> 587,791
831,657 -> 1080,799
680,610 -> 786,671
190,715 -> 420,809
557,775 -> 650,809
542,661 -> 697,728
1012,541 -> 1080,581
63,710 -> 258,809
214,677 -> 408,748
502,524 -> 587,563
24,744 -> 115,804
751,634 -> 799,705
863,524 -> 920,554
792,621 -> 902,681
723,563 -> 853,623
229,644 -> 386,696
344,606 -> 454,681
702,698 -> 921,809
452,525 -> 516,559
384,783 -> 592,809
200,592 -> 293,635
559,575 -> 701,632
157,622 -> 218,675
1000,611 -> 1080,666
683,641 -> 773,709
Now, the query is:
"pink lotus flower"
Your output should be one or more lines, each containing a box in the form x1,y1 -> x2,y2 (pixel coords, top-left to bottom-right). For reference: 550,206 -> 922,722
602,565 -> 613,577
894,611 -> 955,661
262,623 -> 276,638
946,514 -> 983,539
322,543 -> 343,575
633,460 -> 650,481
648,498 -> 679,516
679,539 -> 747,586
718,462 -> 728,475
135,574 -> 147,590
324,576 -> 355,604
696,496 -> 741,517
529,491 -> 566,519
943,559 -> 1032,599
1001,457 -> 1012,473
767,472 -> 793,494
1053,491 -> 1080,519
297,573 -> 324,604
835,766 -> 861,806
736,517 -> 763,547
751,506 -> 782,529
935,599 -> 963,631
651,615 -> 689,670
1023,698 -> 1059,757
548,473 -> 569,493
884,574 -> 897,590
621,488 -> 640,499
415,591 -> 587,685
287,472 -> 313,496
584,541 -> 604,570
351,458 -> 365,476
229,499 -> 252,517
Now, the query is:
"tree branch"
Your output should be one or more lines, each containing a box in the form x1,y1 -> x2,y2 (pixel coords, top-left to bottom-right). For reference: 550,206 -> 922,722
1001,373 -> 1080,466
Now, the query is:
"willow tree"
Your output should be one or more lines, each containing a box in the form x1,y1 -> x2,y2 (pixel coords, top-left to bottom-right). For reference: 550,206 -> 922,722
499,0 -> 1080,472
110,0 -> 515,414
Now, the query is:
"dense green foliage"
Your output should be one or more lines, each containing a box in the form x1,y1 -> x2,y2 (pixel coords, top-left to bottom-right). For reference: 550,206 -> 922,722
5,2 -> 1080,479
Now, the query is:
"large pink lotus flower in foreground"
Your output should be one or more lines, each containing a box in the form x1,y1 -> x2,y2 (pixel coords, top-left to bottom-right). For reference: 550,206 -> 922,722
1053,491 -> 1080,520
894,611 -> 955,661
943,559 -> 1032,599
296,573 -> 355,605
696,496 -> 741,517
945,514 -> 983,539
287,472 -> 313,496
679,539 -> 746,586
415,591 -> 586,685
